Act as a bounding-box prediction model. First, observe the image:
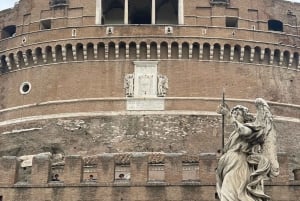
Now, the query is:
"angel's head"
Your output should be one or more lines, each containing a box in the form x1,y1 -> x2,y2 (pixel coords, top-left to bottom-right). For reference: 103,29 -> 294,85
231,105 -> 254,123
255,98 -> 270,110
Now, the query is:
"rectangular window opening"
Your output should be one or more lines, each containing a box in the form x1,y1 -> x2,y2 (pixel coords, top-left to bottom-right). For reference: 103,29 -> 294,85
40,19 -> 52,30
226,17 -> 238,28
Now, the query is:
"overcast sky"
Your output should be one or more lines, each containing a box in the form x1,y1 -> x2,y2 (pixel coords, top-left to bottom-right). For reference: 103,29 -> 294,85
2,0 -> 300,11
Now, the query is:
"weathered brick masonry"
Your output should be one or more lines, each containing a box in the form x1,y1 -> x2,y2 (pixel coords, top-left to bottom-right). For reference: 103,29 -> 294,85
0,0 -> 300,200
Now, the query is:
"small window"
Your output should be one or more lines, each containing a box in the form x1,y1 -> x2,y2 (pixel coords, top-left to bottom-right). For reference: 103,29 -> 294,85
49,0 -> 69,8
20,82 -> 32,95
0,195 -> 3,201
268,20 -> 283,32
1,25 -> 16,39
210,0 -> 229,5
40,20 -> 51,30
226,17 -> 238,28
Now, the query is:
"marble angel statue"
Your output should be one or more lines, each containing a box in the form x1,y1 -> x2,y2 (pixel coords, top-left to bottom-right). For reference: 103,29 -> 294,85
216,98 -> 279,201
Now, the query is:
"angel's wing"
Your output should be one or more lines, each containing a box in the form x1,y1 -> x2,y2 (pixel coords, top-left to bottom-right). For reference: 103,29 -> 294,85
254,98 -> 279,177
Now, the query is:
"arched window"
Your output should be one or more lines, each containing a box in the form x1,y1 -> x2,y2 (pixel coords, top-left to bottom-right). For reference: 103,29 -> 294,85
268,20 -> 283,32
97,42 -> 105,60
87,43 -> 94,60
150,42 -> 157,59
273,49 -> 280,66
45,46 -> 53,64
243,46 -> 251,63
0,55 -> 8,73
160,42 -> 168,59
213,43 -> 221,61
119,42 -> 126,59
129,42 -> 137,59
26,49 -> 34,66
140,42 -> 147,59
108,42 -> 116,60
17,51 -> 25,68
9,53 -> 17,70
171,42 -> 179,59
203,43 -> 210,60
291,52 -> 299,69
76,43 -> 84,61
223,44 -> 231,61
192,43 -> 199,60
233,45 -> 241,62
263,48 -> 271,65
253,46 -> 261,64
66,44 -> 74,61
283,51 -> 290,67
182,42 -> 189,59
35,47 -> 44,65
55,45 -> 63,62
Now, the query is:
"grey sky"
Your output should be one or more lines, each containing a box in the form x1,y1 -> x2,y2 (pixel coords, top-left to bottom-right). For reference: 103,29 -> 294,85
0,0 -> 19,11
1,0 -> 300,11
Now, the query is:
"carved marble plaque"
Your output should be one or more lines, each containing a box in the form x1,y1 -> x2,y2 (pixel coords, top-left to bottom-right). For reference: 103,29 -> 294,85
125,61 -> 166,110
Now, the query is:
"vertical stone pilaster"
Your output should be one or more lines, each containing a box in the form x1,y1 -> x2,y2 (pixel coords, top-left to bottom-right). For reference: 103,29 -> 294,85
130,153 -> 148,185
147,44 -> 151,59
5,57 -> 11,70
220,46 -> 224,61
199,153 -> 217,183
136,44 -> 140,59
31,153 -> 51,184
124,0 -> 128,24
288,56 -> 293,68
168,44 -> 171,59
42,50 -> 47,63
83,45 -> 87,60
272,153 -> 289,182
94,45 -> 98,59
199,45 -> 203,60
157,45 -> 161,59
52,51 -> 56,62
97,154 -> 115,183
230,46 -> 235,61
279,51 -> 284,66
14,54 -> 20,68
189,44 -> 193,59
62,46 -> 67,61
151,0 -> 156,24
72,46 -> 77,61
105,44 -> 109,59
209,48 -> 214,60
270,51 -> 274,65
115,44 -> 119,59
126,44 -> 130,59
178,43 -> 182,59
32,53 -> 38,64
0,156 -> 19,185
165,153 -> 182,184
250,48 -> 255,62
23,53 -> 29,66
95,0 -> 102,24
178,0 -> 184,24
261,49 -> 265,62
240,47 -> 245,62
64,155 -> 83,184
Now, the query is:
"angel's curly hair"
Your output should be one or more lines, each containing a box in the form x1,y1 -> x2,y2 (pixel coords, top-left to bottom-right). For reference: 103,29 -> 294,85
231,105 -> 255,123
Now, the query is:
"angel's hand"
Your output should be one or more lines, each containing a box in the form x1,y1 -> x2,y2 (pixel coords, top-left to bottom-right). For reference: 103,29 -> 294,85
216,103 -> 230,116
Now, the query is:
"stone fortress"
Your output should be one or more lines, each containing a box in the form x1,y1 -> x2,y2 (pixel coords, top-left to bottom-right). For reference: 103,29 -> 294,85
0,0 -> 299,200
